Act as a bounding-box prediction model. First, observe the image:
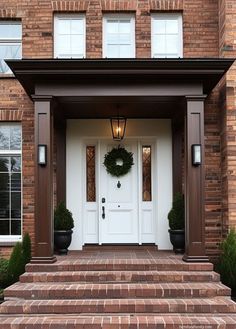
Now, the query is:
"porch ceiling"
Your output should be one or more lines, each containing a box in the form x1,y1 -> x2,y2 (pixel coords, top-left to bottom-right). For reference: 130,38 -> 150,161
7,59 -> 234,103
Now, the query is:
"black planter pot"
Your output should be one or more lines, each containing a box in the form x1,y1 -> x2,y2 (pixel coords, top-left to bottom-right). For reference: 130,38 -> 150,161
54,230 -> 73,255
168,229 -> 185,254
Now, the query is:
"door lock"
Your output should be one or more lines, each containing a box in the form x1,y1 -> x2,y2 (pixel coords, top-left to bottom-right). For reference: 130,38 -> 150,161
102,197 -> 106,203
102,206 -> 105,219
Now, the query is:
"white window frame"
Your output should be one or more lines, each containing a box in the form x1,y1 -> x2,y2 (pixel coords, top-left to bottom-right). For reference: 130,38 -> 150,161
0,123 -> 22,243
54,14 -> 86,58
151,13 -> 183,58
0,21 -> 22,74
103,14 -> 136,58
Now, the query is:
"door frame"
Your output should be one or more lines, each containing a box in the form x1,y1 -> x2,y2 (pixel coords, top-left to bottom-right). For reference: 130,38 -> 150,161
81,137 -> 157,246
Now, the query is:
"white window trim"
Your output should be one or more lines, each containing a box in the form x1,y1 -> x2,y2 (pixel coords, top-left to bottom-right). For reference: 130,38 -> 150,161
103,14 -> 136,58
151,13 -> 183,58
54,14 -> 86,58
0,123 -> 22,242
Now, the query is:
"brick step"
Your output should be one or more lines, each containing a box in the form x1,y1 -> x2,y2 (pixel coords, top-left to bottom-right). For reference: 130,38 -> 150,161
20,270 -> 220,283
4,282 -> 231,300
1,314 -> 236,328
1,298 -> 236,314
26,259 -> 213,272
82,245 -> 157,251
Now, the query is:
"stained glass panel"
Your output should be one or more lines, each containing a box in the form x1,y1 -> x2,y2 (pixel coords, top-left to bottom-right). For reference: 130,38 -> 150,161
142,146 -> 152,202
86,146 -> 96,202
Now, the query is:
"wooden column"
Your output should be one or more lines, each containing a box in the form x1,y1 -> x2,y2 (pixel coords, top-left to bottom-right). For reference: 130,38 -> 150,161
183,96 -> 209,262
31,96 -> 56,263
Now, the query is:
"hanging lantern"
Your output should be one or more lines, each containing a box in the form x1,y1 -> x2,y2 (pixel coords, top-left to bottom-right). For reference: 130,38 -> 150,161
110,117 -> 127,141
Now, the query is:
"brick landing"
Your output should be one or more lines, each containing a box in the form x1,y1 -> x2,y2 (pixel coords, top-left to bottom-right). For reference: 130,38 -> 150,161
0,248 -> 236,328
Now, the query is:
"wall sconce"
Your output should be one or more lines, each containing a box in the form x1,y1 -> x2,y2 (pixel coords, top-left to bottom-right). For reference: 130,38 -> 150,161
192,144 -> 201,166
38,144 -> 47,165
110,117 -> 127,141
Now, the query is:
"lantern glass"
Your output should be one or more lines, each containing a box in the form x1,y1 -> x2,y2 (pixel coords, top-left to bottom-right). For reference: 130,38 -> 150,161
192,144 -> 201,166
110,117 -> 127,141
38,144 -> 47,165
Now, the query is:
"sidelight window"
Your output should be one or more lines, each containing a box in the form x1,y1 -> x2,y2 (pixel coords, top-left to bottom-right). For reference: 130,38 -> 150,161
0,124 -> 22,241
142,146 -> 152,202
86,146 -> 96,202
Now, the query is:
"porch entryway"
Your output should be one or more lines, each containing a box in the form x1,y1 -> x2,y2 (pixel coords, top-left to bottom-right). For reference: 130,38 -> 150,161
1,247 -> 236,328
67,119 -> 172,249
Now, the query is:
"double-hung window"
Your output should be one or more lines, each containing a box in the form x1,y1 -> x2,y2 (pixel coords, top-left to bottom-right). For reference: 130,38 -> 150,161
0,21 -> 22,74
103,15 -> 135,58
151,14 -> 183,58
54,15 -> 86,58
0,124 -> 22,242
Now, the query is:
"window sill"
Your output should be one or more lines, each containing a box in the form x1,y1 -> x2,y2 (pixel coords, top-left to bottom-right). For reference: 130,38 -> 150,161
0,241 -> 20,247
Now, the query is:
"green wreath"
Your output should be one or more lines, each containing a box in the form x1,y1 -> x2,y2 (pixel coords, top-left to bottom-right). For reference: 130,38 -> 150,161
103,147 -> 134,177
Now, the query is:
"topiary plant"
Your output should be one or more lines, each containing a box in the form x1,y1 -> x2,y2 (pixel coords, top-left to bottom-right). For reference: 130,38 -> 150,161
216,229 -> 236,296
0,258 -> 9,289
168,192 -> 185,230
7,242 -> 25,285
22,232 -> 31,265
54,202 -> 74,231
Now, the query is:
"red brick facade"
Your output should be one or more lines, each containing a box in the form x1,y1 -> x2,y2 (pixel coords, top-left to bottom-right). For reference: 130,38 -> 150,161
0,0 -> 235,259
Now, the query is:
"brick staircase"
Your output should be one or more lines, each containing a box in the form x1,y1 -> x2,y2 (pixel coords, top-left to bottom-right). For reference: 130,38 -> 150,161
0,249 -> 236,328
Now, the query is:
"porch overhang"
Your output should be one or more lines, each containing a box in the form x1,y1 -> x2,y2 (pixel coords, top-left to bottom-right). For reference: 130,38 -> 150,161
7,58 -> 234,100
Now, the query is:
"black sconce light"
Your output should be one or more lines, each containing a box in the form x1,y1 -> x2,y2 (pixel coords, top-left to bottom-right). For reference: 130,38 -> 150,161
192,144 -> 201,166
38,144 -> 47,165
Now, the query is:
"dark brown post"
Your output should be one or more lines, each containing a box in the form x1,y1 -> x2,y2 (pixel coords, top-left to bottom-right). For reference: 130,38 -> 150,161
31,96 -> 57,263
183,96 -> 209,262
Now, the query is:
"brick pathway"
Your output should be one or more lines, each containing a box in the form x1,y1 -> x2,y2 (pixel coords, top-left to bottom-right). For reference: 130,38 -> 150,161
0,247 -> 236,328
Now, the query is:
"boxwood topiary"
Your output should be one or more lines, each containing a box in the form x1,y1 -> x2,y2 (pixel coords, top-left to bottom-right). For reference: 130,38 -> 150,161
22,232 -> 31,265
0,258 -> 9,289
54,202 -> 74,231
7,242 -> 25,286
168,192 -> 185,230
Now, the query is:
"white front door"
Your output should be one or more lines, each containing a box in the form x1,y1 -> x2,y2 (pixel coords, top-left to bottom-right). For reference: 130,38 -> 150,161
99,142 -> 139,243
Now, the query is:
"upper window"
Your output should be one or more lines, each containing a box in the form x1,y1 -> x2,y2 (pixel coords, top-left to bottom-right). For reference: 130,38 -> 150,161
151,14 -> 183,58
103,15 -> 135,58
0,124 -> 22,242
54,15 -> 85,58
0,21 -> 22,74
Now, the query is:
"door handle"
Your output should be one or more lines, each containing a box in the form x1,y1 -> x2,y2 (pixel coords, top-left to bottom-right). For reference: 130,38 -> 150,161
102,206 -> 105,219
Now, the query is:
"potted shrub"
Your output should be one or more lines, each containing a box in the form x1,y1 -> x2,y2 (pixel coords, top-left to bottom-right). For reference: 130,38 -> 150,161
54,202 -> 74,255
167,192 -> 185,253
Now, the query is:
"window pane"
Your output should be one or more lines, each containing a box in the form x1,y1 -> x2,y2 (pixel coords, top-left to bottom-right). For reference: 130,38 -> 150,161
0,192 -> 9,218
119,45 -> 132,58
57,35 -> 71,56
0,220 -> 10,235
86,146 -> 96,202
142,146 -> 152,202
107,33 -> 119,45
71,35 -> 84,55
11,173 -> 21,191
107,45 -> 119,58
166,20 -> 178,34
0,23 -> 21,39
0,157 -> 9,172
119,33 -> 131,44
10,126 -> 21,150
0,126 -> 10,149
58,19 -> 70,34
107,21 -> 119,34
0,44 -> 22,73
71,19 -> 83,34
166,35 -> 178,54
119,21 -> 131,34
11,192 -> 21,218
0,173 -> 9,191
11,220 -> 21,235
155,35 -> 165,54
11,156 -> 21,172
153,20 -> 165,34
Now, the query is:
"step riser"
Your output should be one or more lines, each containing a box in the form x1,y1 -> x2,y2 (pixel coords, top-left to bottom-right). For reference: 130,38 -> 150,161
1,304 -> 235,314
5,288 -> 230,299
20,273 -> 220,283
26,263 -> 213,272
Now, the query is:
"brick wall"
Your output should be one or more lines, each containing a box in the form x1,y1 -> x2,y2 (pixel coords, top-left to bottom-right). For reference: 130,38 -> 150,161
0,0 -> 233,258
